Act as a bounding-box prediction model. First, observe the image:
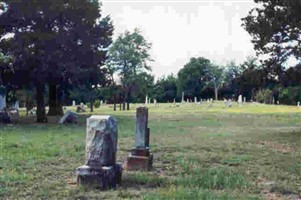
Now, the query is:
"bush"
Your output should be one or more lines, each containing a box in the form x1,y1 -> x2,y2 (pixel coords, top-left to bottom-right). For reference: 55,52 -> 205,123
94,100 -> 101,108
255,89 -> 273,104
278,86 -> 301,105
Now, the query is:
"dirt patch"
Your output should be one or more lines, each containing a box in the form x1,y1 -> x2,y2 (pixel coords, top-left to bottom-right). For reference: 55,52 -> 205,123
256,141 -> 294,153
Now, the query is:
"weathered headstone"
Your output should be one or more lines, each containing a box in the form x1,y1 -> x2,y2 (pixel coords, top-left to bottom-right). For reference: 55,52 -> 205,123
238,95 -> 242,104
0,93 -> 6,111
277,100 -> 280,105
145,95 -> 148,105
194,97 -> 197,104
124,107 -> 153,171
173,98 -> 176,107
58,110 -> 78,124
72,100 -> 76,106
76,115 -> 122,189
243,97 -> 246,103
76,105 -> 86,113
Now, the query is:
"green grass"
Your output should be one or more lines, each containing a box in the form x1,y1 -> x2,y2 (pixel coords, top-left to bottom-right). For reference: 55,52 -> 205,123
1,102 -> 301,199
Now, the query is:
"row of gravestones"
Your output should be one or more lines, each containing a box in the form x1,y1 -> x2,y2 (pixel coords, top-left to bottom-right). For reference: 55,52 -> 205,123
76,107 -> 152,189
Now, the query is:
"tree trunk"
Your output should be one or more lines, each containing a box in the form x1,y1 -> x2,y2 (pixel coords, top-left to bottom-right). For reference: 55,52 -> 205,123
36,83 -> 47,123
90,100 -> 94,112
122,92 -> 125,111
48,84 -> 63,116
119,93 -> 122,111
126,91 -> 130,110
214,87 -> 218,100
113,95 -> 116,111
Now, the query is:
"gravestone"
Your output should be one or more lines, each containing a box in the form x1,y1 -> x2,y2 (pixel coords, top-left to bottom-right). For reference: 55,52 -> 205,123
124,107 -> 153,171
76,115 -> 122,189
277,101 -> 280,105
298,102 -> 300,107
12,100 -> 19,110
173,98 -> 176,107
0,93 -> 6,111
243,97 -> 246,103
238,95 -> 242,104
72,100 -> 76,106
58,110 -> 78,124
194,97 -> 197,104
145,95 -> 148,105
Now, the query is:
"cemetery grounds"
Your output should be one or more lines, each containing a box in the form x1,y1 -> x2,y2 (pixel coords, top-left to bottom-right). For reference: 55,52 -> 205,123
1,102 -> 301,199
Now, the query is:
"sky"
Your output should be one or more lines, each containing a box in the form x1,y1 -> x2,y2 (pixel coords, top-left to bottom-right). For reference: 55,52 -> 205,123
102,0 -> 257,79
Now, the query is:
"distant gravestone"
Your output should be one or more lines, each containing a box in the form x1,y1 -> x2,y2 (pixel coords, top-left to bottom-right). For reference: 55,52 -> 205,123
298,102 -> 300,107
243,97 -> 246,103
76,115 -> 122,189
11,100 -> 19,111
277,101 -> 280,105
173,98 -> 176,107
145,95 -> 148,105
238,95 -> 242,104
0,93 -> 6,111
58,110 -> 78,124
227,99 -> 232,107
125,107 -> 153,170
194,97 -> 197,104
72,100 -> 76,106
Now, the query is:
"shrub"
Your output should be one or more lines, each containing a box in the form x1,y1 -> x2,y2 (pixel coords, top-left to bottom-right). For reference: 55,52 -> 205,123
278,86 -> 301,105
255,89 -> 273,104
94,99 -> 101,108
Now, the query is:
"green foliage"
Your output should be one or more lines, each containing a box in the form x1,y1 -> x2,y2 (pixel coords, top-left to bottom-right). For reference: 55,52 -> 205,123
278,86 -> 301,105
242,0 -> 301,67
255,89 -> 273,104
94,99 -> 101,108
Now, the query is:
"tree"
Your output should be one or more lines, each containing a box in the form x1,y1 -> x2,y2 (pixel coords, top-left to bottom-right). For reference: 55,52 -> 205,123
107,29 -> 152,110
153,74 -> 178,102
203,64 -> 224,100
0,0 -> 113,122
177,57 -> 211,100
242,0 -> 301,68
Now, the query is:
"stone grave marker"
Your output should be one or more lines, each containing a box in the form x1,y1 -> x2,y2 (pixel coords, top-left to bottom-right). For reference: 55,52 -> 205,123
238,95 -> 242,104
0,93 -> 6,111
124,107 -> 153,171
181,92 -> 184,103
59,110 -> 78,124
76,115 -> 122,189
145,95 -> 148,105
72,100 -> 76,106
298,102 -> 300,107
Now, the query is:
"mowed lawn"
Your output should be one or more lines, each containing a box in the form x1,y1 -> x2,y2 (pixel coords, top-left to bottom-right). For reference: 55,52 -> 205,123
1,102 -> 301,199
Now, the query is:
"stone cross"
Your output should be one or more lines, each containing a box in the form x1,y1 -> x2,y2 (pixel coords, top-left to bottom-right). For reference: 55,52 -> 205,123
77,115 -> 122,189
135,107 -> 149,148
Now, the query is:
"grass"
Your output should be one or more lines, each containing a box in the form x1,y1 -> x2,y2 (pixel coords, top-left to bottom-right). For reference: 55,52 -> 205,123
1,101 -> 301,199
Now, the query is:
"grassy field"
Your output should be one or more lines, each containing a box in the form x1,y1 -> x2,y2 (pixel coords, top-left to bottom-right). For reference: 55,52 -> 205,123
1,102 -> 301,199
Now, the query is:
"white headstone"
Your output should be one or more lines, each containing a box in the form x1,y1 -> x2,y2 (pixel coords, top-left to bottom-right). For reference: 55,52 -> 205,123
194,97 -> 197,103
145,95 -> 148,105
72,100 -> 76,106
243,97 -> 246,103
298,102 -> 300,107
238,95 -> 242,104
12,100 -> 19,110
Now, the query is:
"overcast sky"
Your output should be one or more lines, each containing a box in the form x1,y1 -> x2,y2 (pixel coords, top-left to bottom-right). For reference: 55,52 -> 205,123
102,0 -> 257,79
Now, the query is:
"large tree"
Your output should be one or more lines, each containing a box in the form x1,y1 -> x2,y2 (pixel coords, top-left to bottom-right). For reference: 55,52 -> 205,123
177,57 -> 212,100
107,29 -> 152,110
242,0 -> 301,69
0,0 -> 113,121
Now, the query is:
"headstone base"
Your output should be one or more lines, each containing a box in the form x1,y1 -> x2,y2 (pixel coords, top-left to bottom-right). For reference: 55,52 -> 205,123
76,164 -> 122,190
124,148 -> 153,171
